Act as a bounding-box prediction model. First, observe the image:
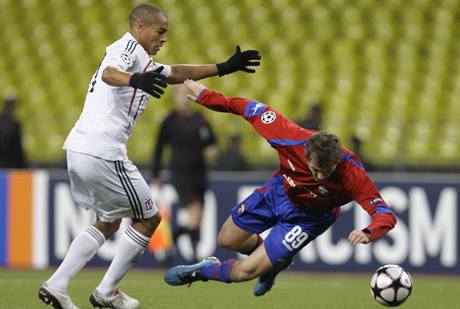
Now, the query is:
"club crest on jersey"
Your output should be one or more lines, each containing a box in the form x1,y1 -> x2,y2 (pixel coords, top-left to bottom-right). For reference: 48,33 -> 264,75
318,185 -> 330,198
261,111 -> 276,124
120,52 -> 133,65
145,198 -> 154,210
237,203 -> 247,215
302,186 -> 331,199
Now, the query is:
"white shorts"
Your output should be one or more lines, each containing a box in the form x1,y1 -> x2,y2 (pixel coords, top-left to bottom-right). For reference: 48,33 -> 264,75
66,151 -> 158,222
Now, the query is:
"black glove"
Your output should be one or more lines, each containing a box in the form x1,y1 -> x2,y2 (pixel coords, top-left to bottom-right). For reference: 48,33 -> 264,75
129,71 -> 167,98
216,45 -> 261,76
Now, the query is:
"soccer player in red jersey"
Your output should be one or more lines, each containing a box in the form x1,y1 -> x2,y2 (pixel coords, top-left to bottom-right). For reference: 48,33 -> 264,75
164,80 -> 397,296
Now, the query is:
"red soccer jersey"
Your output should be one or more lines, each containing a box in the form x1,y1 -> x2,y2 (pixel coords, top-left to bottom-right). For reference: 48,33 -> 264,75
196,89 -> 396,241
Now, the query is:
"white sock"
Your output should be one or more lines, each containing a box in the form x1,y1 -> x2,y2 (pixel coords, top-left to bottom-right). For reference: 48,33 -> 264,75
96,226 -> 150,297
47,226 -> 106,290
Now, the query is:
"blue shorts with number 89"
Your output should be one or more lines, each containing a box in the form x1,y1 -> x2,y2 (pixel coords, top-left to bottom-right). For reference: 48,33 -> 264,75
231,175 -> 338,265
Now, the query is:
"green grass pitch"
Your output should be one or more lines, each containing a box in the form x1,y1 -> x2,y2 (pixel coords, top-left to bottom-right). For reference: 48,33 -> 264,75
1,268 -> 459,308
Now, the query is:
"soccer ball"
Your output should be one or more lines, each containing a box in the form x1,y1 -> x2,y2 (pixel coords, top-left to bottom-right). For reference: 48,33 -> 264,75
370,264 -> 413,306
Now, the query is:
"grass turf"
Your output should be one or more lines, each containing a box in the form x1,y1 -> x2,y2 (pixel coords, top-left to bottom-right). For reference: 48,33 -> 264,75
1,268 -> 459,309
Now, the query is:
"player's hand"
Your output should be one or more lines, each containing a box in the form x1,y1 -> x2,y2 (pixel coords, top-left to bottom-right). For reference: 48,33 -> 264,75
347,229 -> 370,245
216,45 -> 261,76
129,71 -> 167,98
184,79 -> 207,101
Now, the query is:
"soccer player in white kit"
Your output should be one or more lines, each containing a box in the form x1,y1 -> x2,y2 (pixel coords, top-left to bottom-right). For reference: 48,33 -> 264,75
38,4 -> 261,309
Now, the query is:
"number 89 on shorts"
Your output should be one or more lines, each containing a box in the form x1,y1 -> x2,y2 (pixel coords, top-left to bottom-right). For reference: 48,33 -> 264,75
282,225 -> 309,251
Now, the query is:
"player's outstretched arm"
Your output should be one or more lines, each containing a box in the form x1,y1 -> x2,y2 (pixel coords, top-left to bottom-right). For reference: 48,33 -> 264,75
183,79 -> 249,115
167,46 -> 261,84
183,80 -> 299,144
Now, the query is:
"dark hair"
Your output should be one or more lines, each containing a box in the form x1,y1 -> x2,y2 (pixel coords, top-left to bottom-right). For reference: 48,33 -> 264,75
2,96 -> 17,115
304,131 -> 341,167
129,4 -> 166,28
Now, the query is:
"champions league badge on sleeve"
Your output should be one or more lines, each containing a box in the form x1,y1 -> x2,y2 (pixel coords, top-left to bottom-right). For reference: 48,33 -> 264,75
261,111 -> 276,124
120,52 -> 133,65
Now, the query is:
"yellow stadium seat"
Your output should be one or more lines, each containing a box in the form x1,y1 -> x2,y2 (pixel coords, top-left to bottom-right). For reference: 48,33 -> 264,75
0,0 -> 459,167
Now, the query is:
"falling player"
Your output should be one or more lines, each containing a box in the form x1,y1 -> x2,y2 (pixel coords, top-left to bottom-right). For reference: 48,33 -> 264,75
164,79 -> 397,297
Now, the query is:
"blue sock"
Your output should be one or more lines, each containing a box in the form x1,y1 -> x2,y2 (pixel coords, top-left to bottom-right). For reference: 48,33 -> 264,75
201,259 -> 237,283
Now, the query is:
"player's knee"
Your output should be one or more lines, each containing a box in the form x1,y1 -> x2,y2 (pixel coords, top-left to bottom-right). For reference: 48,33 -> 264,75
152,211 -> 162,225
107,219 -> 122,237
111,218 -> 122,233
217,231 -> 239,251
133,212 -> 162,237
146,212 -> 162,233
95,218 -> 122,238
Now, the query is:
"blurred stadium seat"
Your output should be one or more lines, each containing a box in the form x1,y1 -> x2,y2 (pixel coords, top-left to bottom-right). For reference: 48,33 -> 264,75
0,0 -> 459,167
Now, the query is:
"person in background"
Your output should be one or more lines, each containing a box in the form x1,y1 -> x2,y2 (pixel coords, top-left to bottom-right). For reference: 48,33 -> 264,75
0,96 -> 27,168
214,133 -> 250,171
298,102 -> 323,131
350,134 -> 373,171
152,84 -> 218,262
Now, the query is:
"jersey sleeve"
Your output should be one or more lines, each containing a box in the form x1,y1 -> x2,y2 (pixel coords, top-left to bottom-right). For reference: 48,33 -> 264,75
104,42 -> 138,72
196,89 -> 306,146
103,40 -> 172,77
341,159 -> 397,241
148,61 -> 172,78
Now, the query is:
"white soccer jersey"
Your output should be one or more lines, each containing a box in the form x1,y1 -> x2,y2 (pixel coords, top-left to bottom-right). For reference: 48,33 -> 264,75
64,32 -> 171,160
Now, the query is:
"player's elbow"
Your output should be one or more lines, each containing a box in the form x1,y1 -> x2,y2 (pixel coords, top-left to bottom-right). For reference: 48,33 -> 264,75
101,65 -> 128,86
389,213 -> 397,229
101,66 -> 115,84
382,212 -> 397,233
